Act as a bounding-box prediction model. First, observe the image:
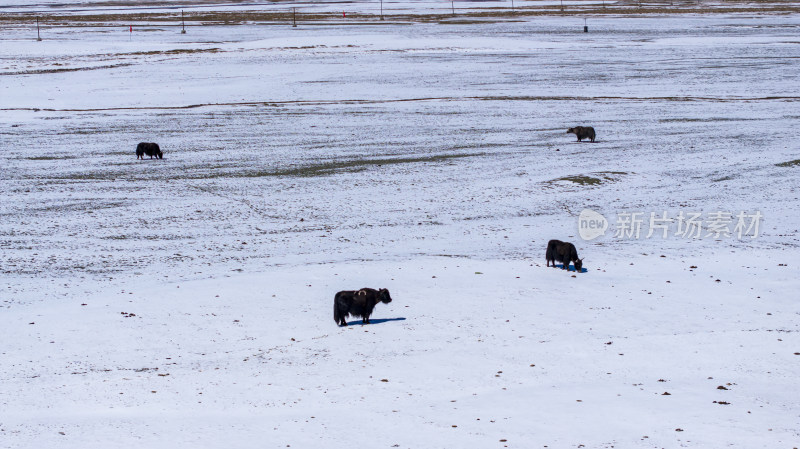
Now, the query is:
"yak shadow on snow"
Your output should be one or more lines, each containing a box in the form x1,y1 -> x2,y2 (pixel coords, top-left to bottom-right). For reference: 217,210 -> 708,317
344,317 -> 406,326
552,264 -> 588,273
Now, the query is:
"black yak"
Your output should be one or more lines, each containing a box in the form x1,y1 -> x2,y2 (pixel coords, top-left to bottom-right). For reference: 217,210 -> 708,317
567,126 -> 596,142
334,288 -> 392,326
136,142 -> 163,159
546,239 -> 584,272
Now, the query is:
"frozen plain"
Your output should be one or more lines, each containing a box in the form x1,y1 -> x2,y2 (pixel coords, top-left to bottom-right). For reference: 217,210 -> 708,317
1,2 -> 800,448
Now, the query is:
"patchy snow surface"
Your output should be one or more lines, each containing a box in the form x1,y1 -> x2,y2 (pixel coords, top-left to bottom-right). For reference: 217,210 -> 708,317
1,0 -> 611,15
2,5 -> 800,449
5,254 -> 799,448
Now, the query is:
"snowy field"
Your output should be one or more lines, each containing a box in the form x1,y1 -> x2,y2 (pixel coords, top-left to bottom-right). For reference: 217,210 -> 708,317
2,1 -> 800,448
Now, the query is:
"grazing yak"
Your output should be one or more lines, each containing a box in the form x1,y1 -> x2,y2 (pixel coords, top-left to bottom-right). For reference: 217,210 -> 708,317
334,288 -> 392,326
136,142 -> 163,159
546,239 -> 584,272
567,126 -> 596,142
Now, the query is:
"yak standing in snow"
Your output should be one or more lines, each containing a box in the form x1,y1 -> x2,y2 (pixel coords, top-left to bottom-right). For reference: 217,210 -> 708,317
566,126 -> 596,142
136,142 -> 163,159
333,288 -> 392,326
546,239 -> 584,272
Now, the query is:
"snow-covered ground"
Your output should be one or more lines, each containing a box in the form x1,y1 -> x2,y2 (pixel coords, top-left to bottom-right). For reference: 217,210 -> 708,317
2,4 -> 799,448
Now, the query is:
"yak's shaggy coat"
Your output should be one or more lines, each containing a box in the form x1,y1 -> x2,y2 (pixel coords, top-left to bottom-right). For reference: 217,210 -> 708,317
566,126 -> 596,142
333,288 -> 392,326
546,239 -> 584,272
136,142 -> 163,159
